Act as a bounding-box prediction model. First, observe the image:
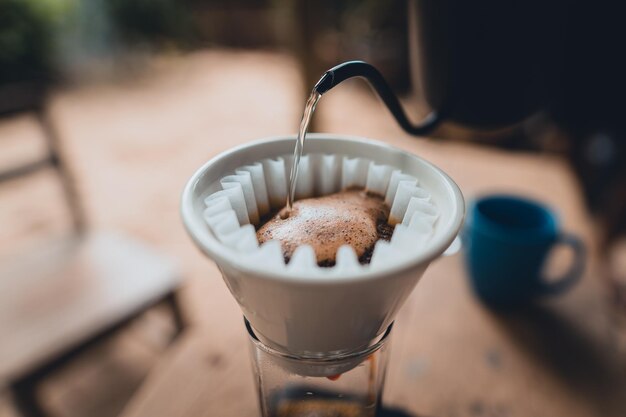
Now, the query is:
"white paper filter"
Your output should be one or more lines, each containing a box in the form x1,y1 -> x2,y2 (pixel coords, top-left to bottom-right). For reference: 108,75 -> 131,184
202,153 -> 439,277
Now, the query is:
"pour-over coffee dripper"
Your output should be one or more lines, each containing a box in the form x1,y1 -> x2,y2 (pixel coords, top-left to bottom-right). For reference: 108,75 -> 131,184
181,134 -> 464,375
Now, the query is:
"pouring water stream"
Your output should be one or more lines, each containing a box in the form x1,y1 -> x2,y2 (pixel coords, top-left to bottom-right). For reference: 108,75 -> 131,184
285,61 -> 439,215
285,90 -> 321,214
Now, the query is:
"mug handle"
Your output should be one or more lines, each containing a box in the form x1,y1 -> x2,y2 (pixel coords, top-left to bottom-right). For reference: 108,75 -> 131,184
538,233 -> 586,296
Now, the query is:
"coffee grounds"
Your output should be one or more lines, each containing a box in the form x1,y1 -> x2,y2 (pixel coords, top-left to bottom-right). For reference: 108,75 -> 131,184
357,219 -> 394,265
256,189 -> 394,266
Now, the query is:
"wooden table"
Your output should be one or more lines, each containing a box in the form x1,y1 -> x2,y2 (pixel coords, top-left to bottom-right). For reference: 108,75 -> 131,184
20,50 -> 617,417
117,82 -> 626,417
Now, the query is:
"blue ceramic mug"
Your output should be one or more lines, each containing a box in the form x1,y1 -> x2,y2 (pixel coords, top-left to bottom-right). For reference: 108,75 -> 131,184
463,195 -> 585,307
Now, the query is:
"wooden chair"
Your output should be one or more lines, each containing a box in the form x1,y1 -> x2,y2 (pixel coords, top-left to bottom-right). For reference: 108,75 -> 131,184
0,83 -> 185,417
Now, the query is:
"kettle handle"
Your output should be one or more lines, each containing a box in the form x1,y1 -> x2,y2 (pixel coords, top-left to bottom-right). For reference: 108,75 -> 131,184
314,61 -> 441,136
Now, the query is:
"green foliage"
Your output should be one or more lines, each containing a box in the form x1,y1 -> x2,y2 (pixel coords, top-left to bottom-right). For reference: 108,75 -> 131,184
0,0 -> 55,84
0,0 -> 194,85
106,0 -> 194,46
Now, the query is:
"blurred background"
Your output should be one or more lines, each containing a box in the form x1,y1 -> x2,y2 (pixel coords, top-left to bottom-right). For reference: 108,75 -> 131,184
1,1 -> 625,417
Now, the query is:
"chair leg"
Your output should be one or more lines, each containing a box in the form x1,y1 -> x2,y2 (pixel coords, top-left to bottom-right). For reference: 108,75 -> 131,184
35,106 -> 87,235
11,377 -> 50,417
165,292 -> 185,338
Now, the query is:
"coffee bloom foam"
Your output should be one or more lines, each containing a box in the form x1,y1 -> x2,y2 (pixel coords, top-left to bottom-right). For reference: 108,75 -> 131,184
202,154 -> 439,278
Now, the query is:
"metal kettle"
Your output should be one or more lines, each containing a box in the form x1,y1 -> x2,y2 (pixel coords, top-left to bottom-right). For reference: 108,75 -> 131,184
315,0 -> 566,136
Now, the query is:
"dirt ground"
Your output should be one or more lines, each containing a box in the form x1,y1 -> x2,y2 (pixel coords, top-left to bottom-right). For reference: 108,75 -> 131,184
2,49 -> 624,417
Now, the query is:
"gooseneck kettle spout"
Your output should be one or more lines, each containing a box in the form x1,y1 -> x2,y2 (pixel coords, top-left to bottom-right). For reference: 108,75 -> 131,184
313,61 -> 441,136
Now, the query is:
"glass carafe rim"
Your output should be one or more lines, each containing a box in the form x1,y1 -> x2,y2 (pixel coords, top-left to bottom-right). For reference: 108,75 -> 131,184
245,317 -> 393,364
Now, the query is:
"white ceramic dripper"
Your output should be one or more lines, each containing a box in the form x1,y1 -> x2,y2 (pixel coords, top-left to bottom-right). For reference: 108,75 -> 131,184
181,135 -> 464,371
